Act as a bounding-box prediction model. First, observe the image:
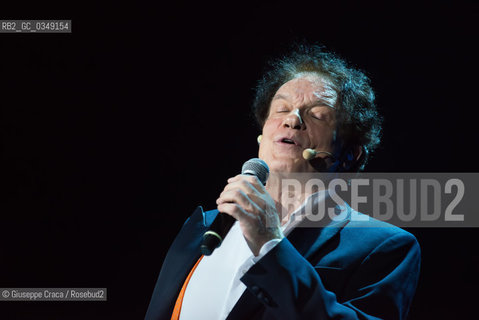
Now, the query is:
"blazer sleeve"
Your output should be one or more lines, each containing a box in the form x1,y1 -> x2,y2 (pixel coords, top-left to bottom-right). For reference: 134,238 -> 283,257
240,232 -> 421,320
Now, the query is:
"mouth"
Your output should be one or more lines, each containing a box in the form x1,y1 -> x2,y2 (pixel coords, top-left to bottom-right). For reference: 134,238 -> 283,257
276,136 -> 302,147
281,138 -> 296,145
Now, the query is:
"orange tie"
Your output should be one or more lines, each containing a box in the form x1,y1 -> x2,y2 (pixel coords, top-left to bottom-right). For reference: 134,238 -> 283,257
170,255 -> 204,320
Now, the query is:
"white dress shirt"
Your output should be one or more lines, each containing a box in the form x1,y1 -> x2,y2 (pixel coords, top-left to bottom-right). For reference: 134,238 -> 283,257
180,190 -> 331,320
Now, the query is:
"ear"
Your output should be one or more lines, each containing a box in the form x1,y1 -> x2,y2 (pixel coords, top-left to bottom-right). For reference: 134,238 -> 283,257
340,145 -> 364,171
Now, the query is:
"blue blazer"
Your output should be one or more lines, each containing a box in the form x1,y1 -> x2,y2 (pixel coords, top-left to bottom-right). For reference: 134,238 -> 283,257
145,205 -> 420,320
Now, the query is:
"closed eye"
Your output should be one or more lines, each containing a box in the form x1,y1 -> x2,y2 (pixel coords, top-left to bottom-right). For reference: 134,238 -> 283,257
309,107 -> 329,121
275,106 -> 290,113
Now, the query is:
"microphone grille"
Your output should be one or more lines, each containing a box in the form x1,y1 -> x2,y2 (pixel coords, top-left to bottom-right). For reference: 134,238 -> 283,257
241,158 -> 269,185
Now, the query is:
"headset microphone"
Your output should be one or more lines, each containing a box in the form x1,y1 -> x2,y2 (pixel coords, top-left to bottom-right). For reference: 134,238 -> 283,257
302,148 -> 334,160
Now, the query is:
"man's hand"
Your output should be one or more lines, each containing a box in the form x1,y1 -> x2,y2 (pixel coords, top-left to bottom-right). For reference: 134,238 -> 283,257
216,174 -> 284,256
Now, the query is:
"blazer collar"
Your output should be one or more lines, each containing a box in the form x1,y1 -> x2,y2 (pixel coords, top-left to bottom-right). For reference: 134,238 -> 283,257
280,189 -> 353,259
286,201 -> 351,259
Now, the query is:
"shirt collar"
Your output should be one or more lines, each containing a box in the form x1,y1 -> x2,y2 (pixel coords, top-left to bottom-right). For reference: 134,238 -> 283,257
281,189 -> 349,235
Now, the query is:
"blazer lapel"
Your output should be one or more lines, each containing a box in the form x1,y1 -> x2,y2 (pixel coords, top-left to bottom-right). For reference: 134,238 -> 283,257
226,288 -> 264,320
287,203 -> 352,260
146,206 -> 218,319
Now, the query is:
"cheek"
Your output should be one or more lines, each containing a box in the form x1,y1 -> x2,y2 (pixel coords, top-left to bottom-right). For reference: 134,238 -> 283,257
262,118 -> 281,134
259,121 -> 277,157
310,127 -> 336,148
261,119 -> 282,144
258,138 -> 271,161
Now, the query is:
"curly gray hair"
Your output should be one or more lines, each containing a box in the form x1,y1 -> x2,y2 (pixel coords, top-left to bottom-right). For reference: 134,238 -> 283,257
252,43 -> 382,171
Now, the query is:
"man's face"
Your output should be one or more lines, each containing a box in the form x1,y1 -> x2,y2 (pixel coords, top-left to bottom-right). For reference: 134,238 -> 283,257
259,73 -> 338,173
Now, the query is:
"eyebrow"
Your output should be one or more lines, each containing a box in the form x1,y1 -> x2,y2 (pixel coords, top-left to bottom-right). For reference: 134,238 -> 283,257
272,94 -> 289,101
272,93 -> 336,109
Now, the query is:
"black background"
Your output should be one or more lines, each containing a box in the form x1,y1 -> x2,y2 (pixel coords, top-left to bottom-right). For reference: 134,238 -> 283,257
1,1 -> 478,319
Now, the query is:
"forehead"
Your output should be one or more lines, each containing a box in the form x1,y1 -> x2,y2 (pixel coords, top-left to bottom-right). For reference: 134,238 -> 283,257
274,73 -> 338,105
275,73 -> 336,99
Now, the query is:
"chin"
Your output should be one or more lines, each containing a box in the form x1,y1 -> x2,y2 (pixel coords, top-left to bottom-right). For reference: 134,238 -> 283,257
267,157 -> 310,173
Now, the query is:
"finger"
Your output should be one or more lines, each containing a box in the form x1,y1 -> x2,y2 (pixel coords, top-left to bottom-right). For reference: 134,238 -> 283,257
228,174 -> 263,187
216,189 -> 263,213
224,176 -> 265,195
227,174 -> 242,183
217,202 -> 252,221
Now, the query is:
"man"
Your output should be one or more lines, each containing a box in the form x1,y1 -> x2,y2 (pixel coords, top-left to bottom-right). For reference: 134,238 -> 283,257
145,44 -> 420,319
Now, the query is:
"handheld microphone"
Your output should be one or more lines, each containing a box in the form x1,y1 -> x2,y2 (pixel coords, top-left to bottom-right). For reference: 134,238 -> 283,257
302,148 -> 334,160
200,158 -> 270,256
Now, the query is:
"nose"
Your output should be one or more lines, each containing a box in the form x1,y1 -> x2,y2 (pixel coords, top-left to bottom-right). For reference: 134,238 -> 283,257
283,108 -> 304,130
